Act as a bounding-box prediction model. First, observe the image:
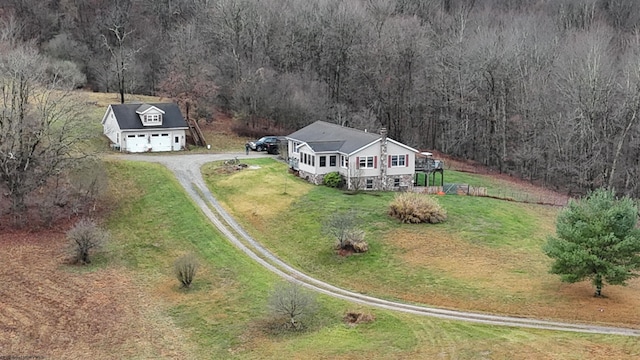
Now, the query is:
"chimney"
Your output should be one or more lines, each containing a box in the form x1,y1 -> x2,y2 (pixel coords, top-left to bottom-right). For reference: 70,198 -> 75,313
380,127 -> 388,189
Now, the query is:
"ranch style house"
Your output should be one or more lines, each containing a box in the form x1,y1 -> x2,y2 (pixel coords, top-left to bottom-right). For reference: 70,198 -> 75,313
286,121 -> 419,191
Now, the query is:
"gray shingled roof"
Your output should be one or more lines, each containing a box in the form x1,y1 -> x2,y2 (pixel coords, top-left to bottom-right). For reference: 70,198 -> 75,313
111,103 -> 188,130
287,121 -> 380,154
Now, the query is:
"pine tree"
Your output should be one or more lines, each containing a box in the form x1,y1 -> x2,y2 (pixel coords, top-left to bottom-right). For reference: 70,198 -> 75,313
544,189 -> 640,296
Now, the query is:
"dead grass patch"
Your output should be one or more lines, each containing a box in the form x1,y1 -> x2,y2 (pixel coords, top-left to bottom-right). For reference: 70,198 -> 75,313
343,311 -> 376,326
387,228 -> 640,327
0,230 -> 195,359
212,164 -> 311,231
75,91 -> 165,108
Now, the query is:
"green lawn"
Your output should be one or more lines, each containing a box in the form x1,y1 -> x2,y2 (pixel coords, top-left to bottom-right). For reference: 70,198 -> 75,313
203,159 -> 556,305
102,159 -> 640,359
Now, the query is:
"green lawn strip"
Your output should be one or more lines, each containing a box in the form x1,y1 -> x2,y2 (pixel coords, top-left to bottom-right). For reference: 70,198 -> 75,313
267,311 -> 418,359
438,195 -> 554,249
203,159 -> 559,306
406,316 -> 640,359
105,160 -> 279,357
417,169 -> 554,202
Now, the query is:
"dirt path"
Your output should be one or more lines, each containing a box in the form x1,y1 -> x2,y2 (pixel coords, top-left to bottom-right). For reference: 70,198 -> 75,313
114,152 -> 640,337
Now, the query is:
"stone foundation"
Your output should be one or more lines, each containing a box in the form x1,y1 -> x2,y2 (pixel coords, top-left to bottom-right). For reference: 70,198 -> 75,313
298,169 -> 325,185
297,170 -> 414,192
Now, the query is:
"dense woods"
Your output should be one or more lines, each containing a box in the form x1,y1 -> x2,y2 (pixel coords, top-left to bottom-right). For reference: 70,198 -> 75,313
4,0 -> 640,196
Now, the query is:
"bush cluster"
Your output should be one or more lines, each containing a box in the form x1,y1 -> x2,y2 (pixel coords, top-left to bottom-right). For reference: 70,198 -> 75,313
388,193 -> 447,224
323,172 -> 344,188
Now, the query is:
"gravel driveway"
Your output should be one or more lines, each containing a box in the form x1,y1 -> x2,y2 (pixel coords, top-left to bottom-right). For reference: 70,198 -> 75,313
112,152 -> 640,337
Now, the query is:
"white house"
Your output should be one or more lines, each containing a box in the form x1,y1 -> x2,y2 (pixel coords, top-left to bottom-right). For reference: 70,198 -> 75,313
101,103 -> 189,152
286,121 -> 419,191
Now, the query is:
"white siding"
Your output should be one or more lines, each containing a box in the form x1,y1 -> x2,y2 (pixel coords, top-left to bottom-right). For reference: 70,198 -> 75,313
102,108 -> 121,144
350,143 -> 383,178
386,142 -> 415,176
315,154 -> 340,175
140,108 -> 164,126
296,144 -> 316,173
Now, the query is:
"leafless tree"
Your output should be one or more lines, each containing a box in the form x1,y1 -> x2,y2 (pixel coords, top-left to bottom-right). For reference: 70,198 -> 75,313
322,209 -> 361,249
101,1 -> 141,103
0,40 -> 87,215
67,218 -> 109,265
268,281 -> 317,330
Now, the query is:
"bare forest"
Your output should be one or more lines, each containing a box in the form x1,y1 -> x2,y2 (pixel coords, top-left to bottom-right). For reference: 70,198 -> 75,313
5,0 -> 640,196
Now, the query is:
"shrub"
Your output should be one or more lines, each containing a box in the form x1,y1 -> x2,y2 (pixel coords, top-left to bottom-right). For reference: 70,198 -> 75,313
388,193 -> 447,224
338,229 -> 369,253
174,253 -> 199,289
67,218 -> 108,264
268,281 -> 317,330
343,311 -> 375,325
323,172 -> 344,188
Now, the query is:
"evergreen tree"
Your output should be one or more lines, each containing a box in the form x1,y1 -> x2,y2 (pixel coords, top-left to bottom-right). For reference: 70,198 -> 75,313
544,188 -> 640,296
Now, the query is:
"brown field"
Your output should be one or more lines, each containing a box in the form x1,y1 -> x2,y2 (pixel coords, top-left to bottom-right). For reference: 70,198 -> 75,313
387,227 -> 640,327
0,228 -> 195,359
197,109 -> 253,152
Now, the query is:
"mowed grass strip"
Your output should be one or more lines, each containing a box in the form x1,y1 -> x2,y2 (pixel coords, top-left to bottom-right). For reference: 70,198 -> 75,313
203,158 -> 640,327
101,159 -> 640,359
105,160 -> 277,358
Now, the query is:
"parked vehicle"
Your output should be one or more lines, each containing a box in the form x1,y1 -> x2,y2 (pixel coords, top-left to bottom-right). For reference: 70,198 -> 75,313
247,136 -> 280,151
265,142 -> 280,155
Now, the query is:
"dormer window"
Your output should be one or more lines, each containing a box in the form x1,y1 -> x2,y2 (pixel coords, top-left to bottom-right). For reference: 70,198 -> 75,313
144,114 -> 162,124
136,104 -> 165,127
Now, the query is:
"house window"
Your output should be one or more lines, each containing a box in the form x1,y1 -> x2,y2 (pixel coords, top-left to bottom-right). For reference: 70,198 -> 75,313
359,156 -> 375,168
330,155 -> 337,167
138,134 -> 145,137
366,179 -> 374,189
127,135 -> 135,138
394,178 -> 400,187
152,134 -> 159,137
390,155 -> 406,167
311,156 -> 315,166
319,156 -> 326,167
341,155 -> 349,168
293,142 -> 300,154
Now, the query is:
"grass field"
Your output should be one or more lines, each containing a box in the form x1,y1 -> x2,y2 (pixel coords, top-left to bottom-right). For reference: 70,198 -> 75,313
202,158 -> 640,329
102,161 -> 640,359
3,160 -> 640,359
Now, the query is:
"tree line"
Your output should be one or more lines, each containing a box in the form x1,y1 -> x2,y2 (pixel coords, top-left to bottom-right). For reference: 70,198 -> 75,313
5,0 -> 640,196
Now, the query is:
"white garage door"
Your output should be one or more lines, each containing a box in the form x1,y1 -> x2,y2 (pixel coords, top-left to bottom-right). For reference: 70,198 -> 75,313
150,133 -> 172,152
125,134 -> 148,153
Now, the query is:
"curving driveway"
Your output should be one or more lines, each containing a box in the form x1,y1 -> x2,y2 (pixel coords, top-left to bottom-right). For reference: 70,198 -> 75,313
115,153 -> 640,337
